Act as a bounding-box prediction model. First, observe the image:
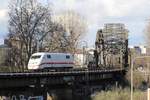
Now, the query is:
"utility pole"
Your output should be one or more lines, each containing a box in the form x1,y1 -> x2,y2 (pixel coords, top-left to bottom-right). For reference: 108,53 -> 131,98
131,58 -> 133,100
147,63 -> 150,87
82,41 -> 88,67
83,46 -> 85,67
37,40 -> 39,52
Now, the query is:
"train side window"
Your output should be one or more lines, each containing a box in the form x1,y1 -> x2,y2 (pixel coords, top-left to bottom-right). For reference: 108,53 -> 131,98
47,55 -> 51,59
66,55 -> 70,59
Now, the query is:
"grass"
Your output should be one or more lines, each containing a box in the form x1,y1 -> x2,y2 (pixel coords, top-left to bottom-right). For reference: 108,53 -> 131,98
91,88 -> 147,100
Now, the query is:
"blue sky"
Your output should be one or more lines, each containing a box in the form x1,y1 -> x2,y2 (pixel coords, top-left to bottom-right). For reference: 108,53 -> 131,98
0,0 -> 150,46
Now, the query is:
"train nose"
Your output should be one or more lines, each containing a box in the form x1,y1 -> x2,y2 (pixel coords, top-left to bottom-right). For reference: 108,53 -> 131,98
28,59 -> 41,70
28,64 -> 39,70
28,62 -> 40,70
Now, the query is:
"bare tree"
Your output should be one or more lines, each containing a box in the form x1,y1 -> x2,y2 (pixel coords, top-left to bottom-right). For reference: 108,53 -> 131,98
43,22 -> 68,52
6,1 -> 87,70
7,0 -> 53,69
53,10 -> 87,53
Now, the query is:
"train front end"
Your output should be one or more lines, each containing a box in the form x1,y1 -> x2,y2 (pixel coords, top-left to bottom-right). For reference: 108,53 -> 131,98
28,53 -> 43,70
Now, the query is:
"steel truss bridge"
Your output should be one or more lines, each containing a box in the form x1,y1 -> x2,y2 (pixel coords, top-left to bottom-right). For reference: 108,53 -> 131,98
0,68 -> 126,100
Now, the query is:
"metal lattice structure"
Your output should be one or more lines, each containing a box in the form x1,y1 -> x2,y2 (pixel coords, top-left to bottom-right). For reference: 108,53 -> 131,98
95,23 -> 128,68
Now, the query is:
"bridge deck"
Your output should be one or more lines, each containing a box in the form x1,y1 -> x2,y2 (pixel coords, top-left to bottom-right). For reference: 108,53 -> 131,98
0,68 -> 125,78
0,68 -> 126,89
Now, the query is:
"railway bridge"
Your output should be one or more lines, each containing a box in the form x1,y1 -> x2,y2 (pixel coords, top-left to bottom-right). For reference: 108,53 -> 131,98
0,68 -> 126,100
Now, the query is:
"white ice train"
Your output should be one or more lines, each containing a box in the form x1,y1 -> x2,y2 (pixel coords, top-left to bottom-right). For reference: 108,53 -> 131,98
28,52 -> 74,70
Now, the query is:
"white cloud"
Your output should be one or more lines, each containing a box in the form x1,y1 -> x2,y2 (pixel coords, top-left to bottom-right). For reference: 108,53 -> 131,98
52,0 -> 150,21
0,0 -> 148,45
0,9 -> 8,20
51,0 -> 150,45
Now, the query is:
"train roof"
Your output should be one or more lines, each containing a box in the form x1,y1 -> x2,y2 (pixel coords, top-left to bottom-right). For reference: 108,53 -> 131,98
32,52 -> 72,55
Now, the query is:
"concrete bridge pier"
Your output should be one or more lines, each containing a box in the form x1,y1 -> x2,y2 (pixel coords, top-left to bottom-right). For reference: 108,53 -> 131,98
47,89 -> 73,100
72,82 -> 91,100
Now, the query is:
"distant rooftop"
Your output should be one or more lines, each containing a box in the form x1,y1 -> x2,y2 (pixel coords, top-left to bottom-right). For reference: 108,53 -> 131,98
0,44 -> 9,48
128,45 -> 147,48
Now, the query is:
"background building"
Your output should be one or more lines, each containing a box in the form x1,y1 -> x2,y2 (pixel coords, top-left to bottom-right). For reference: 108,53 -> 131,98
0,44 -> 10,66
129,45 -> 150,70
74,48 -> 94,68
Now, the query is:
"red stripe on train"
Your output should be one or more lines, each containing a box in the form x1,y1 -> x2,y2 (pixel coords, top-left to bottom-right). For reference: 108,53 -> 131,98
39,62 -> 74,66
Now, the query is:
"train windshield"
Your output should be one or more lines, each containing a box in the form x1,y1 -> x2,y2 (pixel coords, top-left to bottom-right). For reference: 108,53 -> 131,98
31,55 -> 41,59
